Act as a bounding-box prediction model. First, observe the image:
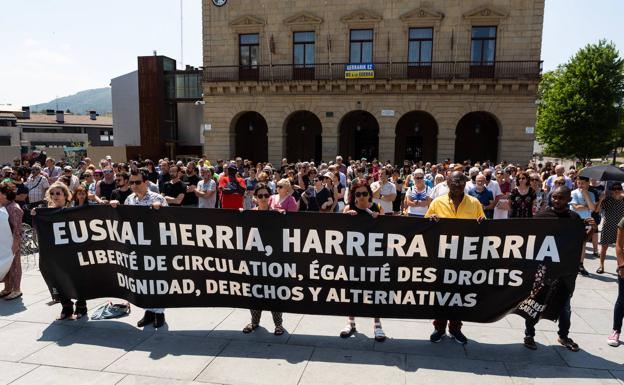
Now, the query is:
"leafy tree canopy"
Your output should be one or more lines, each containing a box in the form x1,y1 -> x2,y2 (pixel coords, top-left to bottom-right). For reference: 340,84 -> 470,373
536,40 -> 624,163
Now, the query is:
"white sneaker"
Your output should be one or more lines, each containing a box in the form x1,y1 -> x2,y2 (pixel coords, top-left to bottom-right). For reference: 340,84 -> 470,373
607,330 -> 620,347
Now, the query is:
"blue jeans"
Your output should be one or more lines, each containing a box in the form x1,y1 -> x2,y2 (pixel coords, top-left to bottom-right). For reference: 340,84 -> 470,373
614,276 -> 624,333
525,296 -> 571,338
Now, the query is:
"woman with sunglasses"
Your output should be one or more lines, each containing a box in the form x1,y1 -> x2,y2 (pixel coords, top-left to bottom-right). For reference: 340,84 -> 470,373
405,169 -> 432,217
242,183 -> 286,336
269,179 -> 299,213
0,182 -> 23,301
339,181 -> 386,342
596,183 -> 624,274
510,171 -> 536,218
32,183 -> 88,319
529,174 -> 546,215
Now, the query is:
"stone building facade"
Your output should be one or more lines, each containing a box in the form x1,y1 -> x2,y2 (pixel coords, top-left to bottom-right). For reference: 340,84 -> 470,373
201,0 -> 544,165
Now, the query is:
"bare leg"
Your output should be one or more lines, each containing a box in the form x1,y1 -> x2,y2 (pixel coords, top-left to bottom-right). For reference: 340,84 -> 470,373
599,244 -> 609,270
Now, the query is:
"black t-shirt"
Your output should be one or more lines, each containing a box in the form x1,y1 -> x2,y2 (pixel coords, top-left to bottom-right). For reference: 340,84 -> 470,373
304,187 -> 332,212
182,174 -> 200,206
535,207 -> 582,220
147,170 -> 159,184
99,180 -> 116,200
110,188 -> 133,204
163,180 -> 187,206
158,173 -> 171,193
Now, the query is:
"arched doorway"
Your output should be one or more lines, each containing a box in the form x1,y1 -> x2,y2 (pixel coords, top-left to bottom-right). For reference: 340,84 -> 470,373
395,111 -> 438,164
285,111 -> 322,162
454,112 -> 499,163
339,111 -> 379,160
233,111 -> 268,162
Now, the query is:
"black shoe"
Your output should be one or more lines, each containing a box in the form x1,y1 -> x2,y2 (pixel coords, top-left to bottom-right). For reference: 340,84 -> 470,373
430,329 -> 445,343
523,336 -> 537,350
449,330 -> 468,344
153,313 -> 165,328
137,310 -> 155,328
578,264 -> 589,276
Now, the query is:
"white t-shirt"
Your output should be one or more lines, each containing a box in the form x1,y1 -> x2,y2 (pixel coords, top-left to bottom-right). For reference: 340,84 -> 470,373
485,180 -> 502,197
371,180 -> 396,214
406,185 -> 432,216
430,182 -> 449,200
197,178 -> 216,208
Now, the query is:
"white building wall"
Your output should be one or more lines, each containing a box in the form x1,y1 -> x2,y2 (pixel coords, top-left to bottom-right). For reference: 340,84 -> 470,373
111,71 -> 140,146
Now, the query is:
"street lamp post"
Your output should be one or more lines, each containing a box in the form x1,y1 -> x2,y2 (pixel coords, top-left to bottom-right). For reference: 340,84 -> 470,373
614,101 -> 622,166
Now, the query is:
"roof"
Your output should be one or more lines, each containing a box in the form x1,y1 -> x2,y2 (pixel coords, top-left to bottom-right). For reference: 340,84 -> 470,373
18,113 -> 113,126
0,112 -> 17,119
0,105 -> 24,113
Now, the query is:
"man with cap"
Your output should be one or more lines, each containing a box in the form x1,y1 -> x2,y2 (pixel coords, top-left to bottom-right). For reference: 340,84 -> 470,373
218,162 -> 246,209
426,171 -> 486,344
62,166 -> 80,193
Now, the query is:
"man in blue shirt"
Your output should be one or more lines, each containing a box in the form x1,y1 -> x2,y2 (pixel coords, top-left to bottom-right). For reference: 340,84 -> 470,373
468,174 -> 494,218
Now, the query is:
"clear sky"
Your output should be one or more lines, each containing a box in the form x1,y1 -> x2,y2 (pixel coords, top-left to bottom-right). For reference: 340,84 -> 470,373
0,0 -> 622,107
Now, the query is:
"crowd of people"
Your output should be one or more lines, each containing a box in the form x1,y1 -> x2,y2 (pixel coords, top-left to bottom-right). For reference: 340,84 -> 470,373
0,153 -> 623,349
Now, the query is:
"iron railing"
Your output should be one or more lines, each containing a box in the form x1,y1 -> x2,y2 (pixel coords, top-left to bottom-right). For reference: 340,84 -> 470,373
203,61 -> 542,82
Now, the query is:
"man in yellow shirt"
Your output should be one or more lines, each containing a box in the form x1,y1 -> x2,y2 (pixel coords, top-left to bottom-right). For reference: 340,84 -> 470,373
425,171 -> 485,344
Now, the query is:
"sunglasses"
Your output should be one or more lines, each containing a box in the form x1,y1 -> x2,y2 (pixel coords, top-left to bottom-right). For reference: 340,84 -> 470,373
355,191 -> 369,198
276,185 -> 284,189
414,176 -> 424,180
50,191 -> 64,196
517,177 -> 526,180
256,193 -> 271,199
129,180 -> 143,185
312,178 -> 319,182
530,178 -> 540,182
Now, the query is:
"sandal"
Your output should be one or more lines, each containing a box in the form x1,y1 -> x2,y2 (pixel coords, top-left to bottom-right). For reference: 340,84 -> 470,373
340,324 -> 356,338
4,291 -> 22,301
558,337 -> 580,352
374,326 -> 386,342
74,306 -> 88,319
242,323 -> 258,333
274,325 -> 285,336
596,267 -> 604,274
57,306 -> 74,321
0,289 -> 11,298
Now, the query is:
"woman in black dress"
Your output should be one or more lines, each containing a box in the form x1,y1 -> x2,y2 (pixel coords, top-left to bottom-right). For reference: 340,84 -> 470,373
510,171 -> 536,218
597,183 -> 624,273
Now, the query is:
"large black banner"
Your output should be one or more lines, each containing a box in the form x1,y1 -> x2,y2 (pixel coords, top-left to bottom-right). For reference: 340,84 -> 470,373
35,206 -> 584,322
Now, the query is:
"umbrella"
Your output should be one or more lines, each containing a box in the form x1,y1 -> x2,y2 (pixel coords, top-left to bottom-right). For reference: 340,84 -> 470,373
579,165 -> 624,182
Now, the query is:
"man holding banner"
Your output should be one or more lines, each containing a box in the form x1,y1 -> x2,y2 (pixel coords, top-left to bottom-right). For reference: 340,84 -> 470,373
523,186 -> 595,352
111,169 -> 168,328
426,171 -> 486,344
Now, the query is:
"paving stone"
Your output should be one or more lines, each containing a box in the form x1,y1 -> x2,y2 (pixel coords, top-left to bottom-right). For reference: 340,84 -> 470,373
0,321 -> 77,362
157,307 -> 234,337
571,289 -> 615,310
105,334 -> 228,380
460,324 -> 567,366
208,308 -> 302,343
0,361 -> 37,385
9,365 -> 124,385
22,326 -> 149,371
287,314 -> 375,350
506,363 -> 620,384
116,375 -> 220,385
406,354 -> 512,385
574,308 -> 615,335
298,347 -> 405,385
0,291 -> 51,320
542,332 -> 624,370
196,341 -> 313,385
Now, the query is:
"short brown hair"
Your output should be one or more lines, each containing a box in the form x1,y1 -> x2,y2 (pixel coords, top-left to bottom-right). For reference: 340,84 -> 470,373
0,182 -> 16,201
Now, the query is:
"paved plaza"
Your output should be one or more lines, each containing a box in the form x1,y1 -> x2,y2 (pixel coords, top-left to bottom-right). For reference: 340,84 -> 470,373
0,246 -> 623,385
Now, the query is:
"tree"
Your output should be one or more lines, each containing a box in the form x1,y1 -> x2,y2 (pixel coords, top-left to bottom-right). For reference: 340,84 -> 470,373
536,40 -> 624,164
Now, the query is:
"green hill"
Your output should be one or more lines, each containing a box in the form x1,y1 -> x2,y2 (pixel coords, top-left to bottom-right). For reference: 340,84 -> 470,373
31,87 -> 112,115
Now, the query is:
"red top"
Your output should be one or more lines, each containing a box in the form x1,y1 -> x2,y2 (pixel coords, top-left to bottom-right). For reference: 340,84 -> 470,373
218,175 -> 246,209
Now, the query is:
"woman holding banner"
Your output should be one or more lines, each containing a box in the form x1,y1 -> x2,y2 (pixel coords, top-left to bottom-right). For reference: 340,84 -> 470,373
339,180 -> 386,342
33,182 -> 88,319
0,182 -> 23,301
242,183 -> 286,336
